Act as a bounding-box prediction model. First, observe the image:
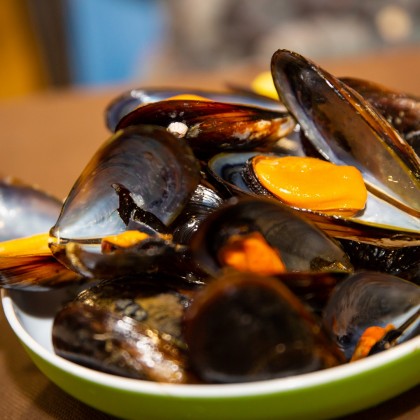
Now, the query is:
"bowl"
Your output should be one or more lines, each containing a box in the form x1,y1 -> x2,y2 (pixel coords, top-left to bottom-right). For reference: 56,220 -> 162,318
2,286 -> 419,420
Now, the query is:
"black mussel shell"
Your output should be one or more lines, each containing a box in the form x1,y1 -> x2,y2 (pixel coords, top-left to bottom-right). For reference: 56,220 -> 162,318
341,77 -> 420,150
190,197 -> 353,276
273,271 -> 348,314
105,87 -> 286,132
116,100 -> 295,155
74,276 -> 197,339
184,271 -> 344,383
50,125 -> 200,246
52,276 -> 198,383
339,239 -> 420,284
271,49 -> 420,217
0,177 -> 62,241
53,302 -> 192,383
323,271 -> 420,361
171,182 -> 225,245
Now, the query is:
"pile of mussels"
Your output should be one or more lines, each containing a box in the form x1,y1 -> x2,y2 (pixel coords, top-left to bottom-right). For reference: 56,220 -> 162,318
1,50 -> 419,384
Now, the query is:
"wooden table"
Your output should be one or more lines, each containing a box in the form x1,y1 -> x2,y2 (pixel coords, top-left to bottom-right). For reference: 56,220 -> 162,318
0,46 -> 419,419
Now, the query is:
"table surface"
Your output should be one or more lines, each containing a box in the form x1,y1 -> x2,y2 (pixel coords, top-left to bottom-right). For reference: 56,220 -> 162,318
0,46 -> 419,419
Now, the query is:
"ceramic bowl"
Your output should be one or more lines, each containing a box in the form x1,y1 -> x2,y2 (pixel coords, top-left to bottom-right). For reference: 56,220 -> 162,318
2,287 -> 419,420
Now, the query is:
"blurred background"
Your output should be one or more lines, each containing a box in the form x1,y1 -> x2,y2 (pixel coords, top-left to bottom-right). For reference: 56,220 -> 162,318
1,0 -> 419,99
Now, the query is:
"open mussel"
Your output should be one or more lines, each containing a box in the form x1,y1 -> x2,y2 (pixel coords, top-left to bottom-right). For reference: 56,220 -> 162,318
0,232 -> 81,290
271,49 -> 420,218
250,70 -> 420,156
190,196 -> 353,277
184,271 -> 344,383
323,271 -> 420,361
0,179 -> 81,290
207,152 -> 420,241
243,155 -> 367,217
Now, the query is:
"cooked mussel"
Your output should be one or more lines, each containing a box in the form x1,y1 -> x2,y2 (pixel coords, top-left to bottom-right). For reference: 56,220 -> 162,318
105,87 -> 287,132
50,125 -> 200,242
115,99 -> 295,156
207,152 -> 420,245
0,178 -> 81,289
0,176 -> 62,241
184,271 -> 344,383
52,276 -> 197,383
49,125 -> 201,272
208,152 -> 420,258
271,49 -> 420,217
250,71 -> 420,155
243,155 -> 367,217
0,232 -> 82,290
190,197 -> 353,276
323,271 -> 420,361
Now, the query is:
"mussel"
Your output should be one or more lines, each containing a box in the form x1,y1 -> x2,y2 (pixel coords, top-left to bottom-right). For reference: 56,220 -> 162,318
49,125 -> 201,275
50,125 -> 200,243
52,276 -> 196,383
115,97 -> 295,156
271,49 -> 420,217
323,271 -> 420,361
208,151 -> 420,239
105,87 -> 287,132
0,176 -> 62,241
184,271 -> 344,383
0,179 -> 81,290
190,197 -> 353,276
